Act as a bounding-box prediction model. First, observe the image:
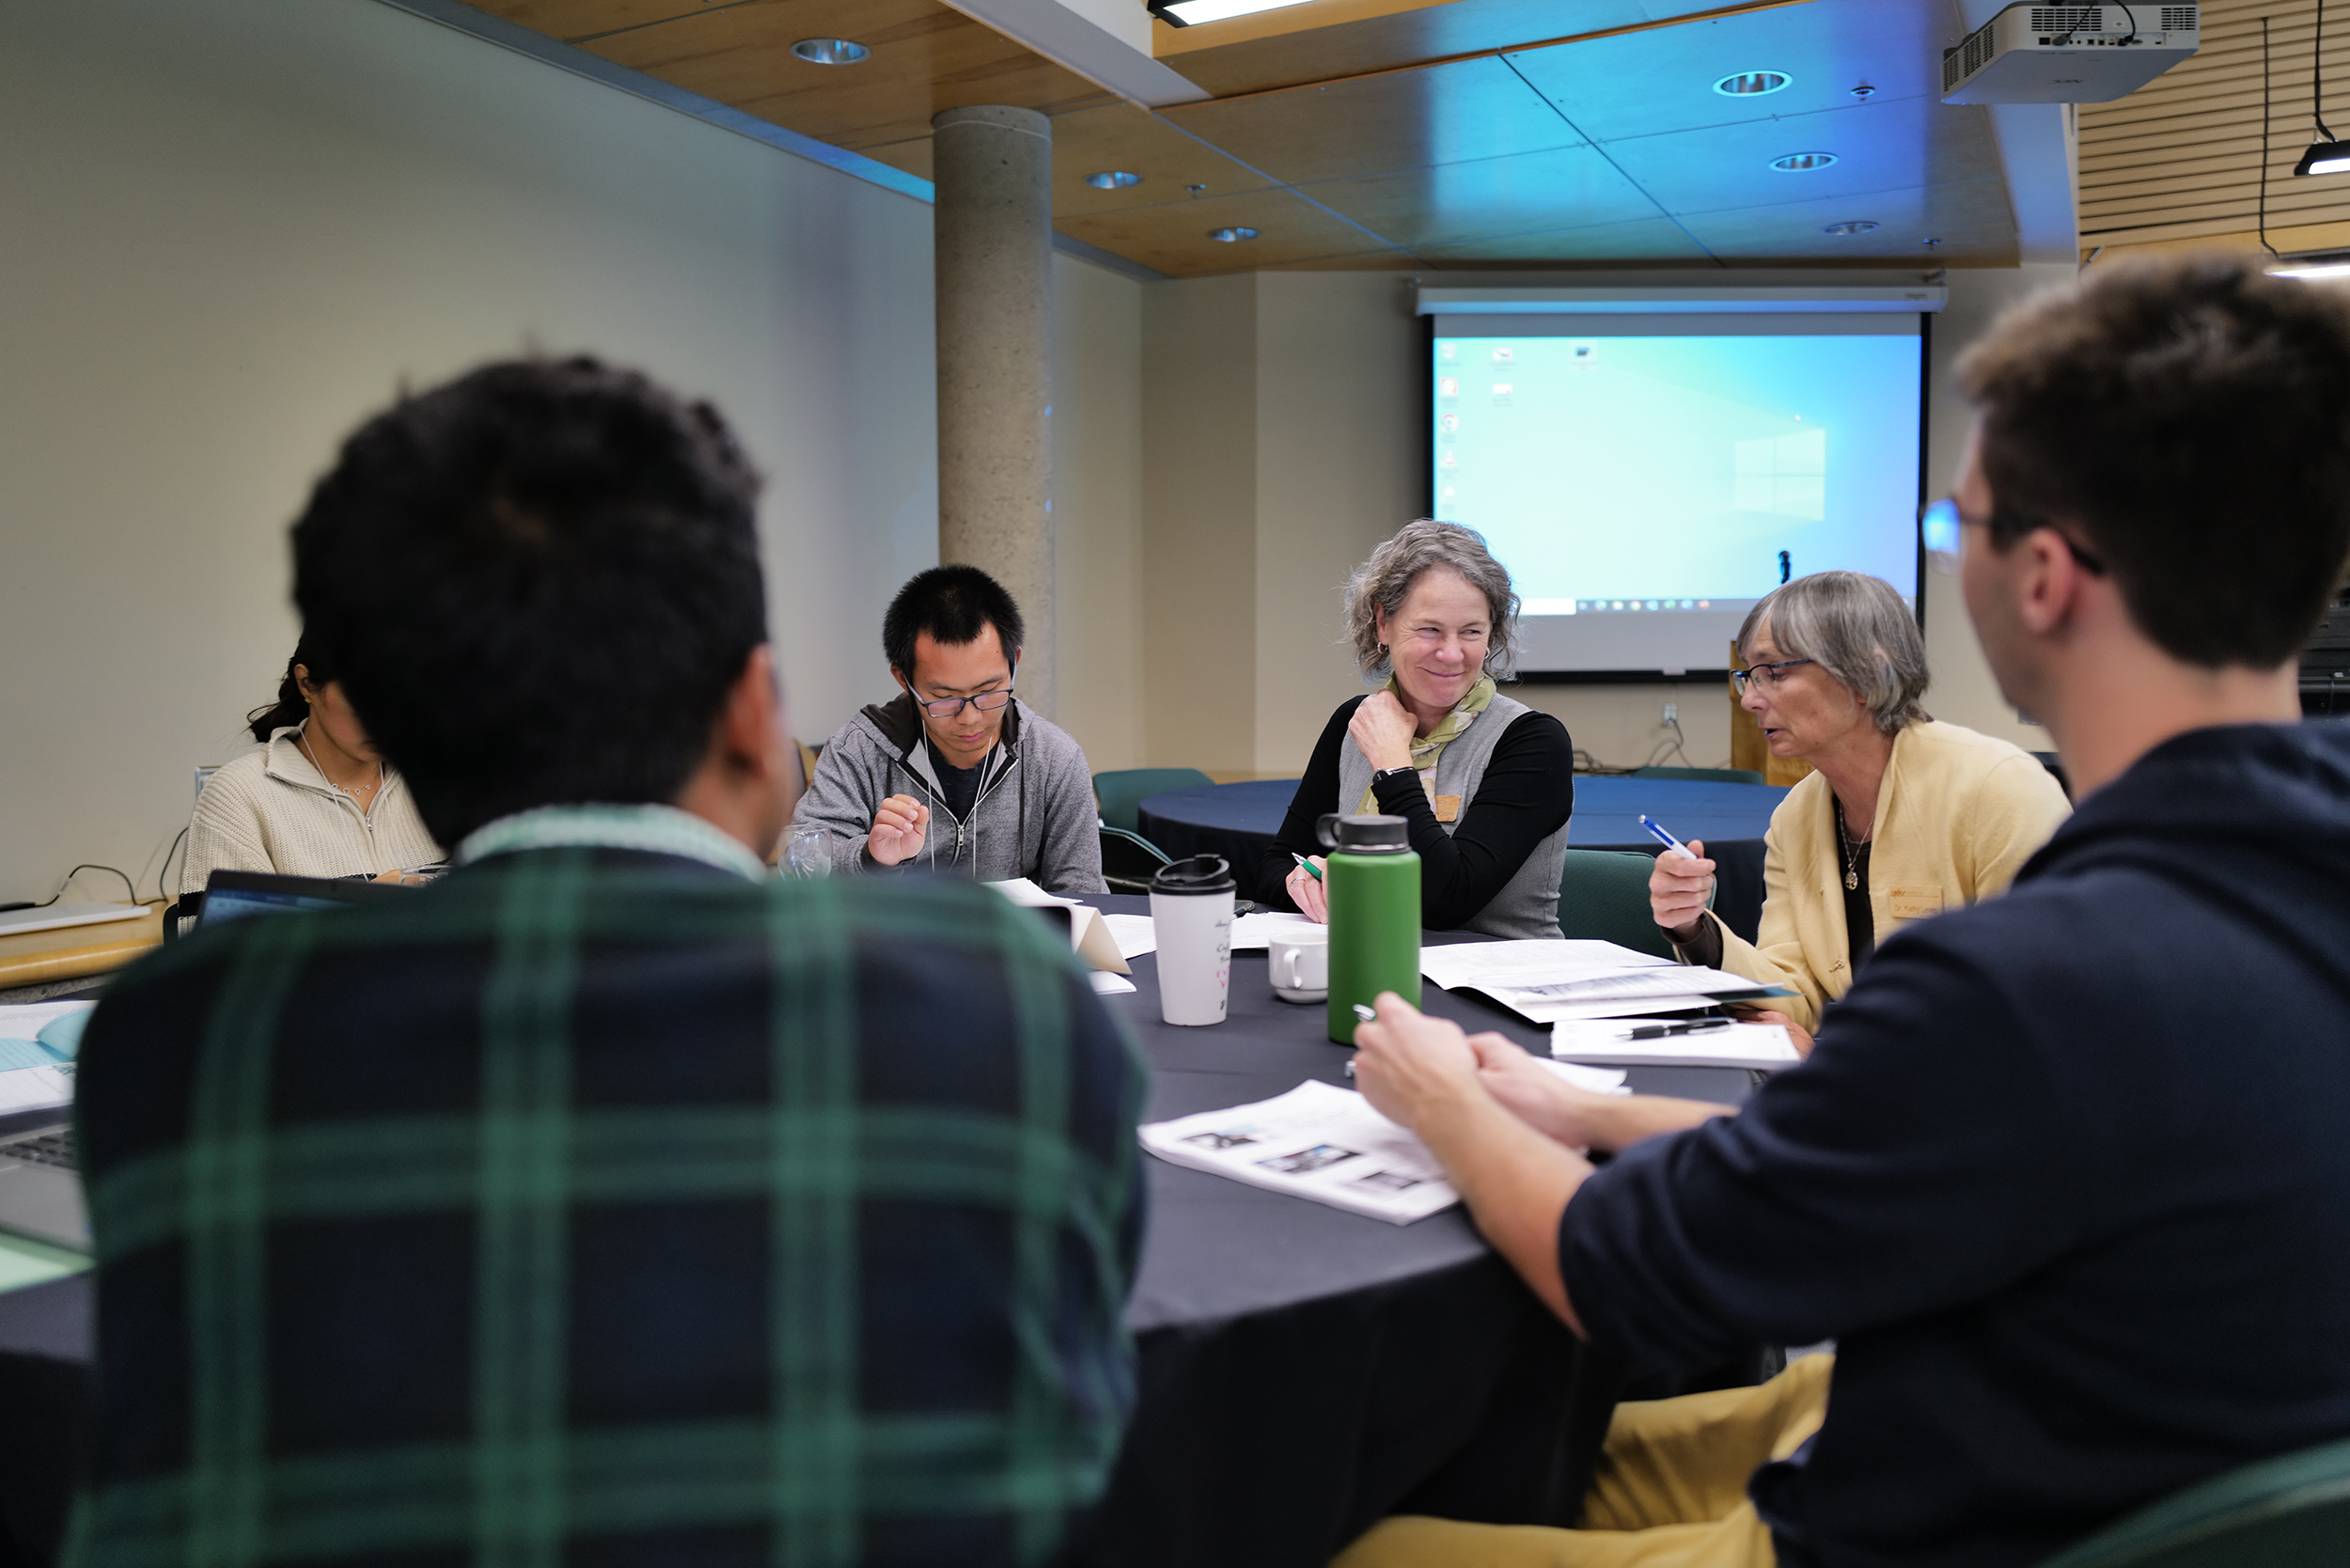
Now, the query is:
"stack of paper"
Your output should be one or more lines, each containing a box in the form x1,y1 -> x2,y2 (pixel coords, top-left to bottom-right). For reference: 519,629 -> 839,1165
984,879 -> 1132,975
1419,939 -> 1779,1023
1141,1080 -> 1459,1224
1551,1018 -> 1801,1071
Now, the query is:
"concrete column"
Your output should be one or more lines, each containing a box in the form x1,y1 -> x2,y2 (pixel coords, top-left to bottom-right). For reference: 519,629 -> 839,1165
932,104 -> 1056,715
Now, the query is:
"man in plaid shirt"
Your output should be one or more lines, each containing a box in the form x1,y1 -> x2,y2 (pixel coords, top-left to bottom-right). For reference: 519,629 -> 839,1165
69,359 -> 1149,1567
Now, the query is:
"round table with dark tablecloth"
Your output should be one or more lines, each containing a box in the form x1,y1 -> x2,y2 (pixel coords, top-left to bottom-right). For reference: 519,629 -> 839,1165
1138,776 -> 1789,945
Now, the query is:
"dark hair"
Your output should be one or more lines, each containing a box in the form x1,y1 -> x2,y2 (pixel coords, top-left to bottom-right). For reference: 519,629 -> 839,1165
882,565 -> 1025,680
245,636 -> 331,744
290,356 -> 767,847
1955,254 -> 2350,667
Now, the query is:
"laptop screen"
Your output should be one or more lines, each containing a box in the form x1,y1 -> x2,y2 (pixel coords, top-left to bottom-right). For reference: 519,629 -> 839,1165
200,870 -> 413,928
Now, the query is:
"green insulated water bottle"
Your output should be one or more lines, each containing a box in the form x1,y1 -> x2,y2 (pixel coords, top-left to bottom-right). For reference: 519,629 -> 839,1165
1316,812 -> 1422,1044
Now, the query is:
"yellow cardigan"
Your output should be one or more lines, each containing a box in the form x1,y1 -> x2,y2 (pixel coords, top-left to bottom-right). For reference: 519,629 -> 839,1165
1700,720 -> 2073,1030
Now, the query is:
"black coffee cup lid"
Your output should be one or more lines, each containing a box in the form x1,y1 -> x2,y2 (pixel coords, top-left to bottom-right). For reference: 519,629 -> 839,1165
1318,813 -> 1410,853
1151,855 -> 1235,895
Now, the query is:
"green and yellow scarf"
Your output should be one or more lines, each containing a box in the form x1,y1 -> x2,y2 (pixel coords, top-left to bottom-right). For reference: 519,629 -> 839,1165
1357,673 -> 1496,812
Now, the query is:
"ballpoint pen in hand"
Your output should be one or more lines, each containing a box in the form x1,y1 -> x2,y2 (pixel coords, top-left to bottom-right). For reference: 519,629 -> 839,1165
1344,1003 -> 1376,1076
1638,815 -> 1700,861
1292,853 -> 1325,882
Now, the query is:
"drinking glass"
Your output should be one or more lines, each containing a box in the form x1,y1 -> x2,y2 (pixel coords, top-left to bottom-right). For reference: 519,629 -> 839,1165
785,823 -> 832,878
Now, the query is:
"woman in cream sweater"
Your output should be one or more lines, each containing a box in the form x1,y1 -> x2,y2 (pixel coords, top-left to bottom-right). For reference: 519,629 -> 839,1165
1650,572 -> 2070,1044
180,640 -> 443,902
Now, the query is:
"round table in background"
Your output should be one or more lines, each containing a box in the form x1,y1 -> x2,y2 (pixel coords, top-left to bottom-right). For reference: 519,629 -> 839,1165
1136,776 -> 1788,943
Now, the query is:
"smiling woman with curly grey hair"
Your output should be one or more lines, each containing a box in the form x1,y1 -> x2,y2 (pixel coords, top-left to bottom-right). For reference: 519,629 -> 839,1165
1259,520 -> 1576,939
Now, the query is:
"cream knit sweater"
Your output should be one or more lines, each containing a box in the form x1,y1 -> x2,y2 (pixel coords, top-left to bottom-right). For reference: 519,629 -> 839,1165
180,724 -> 444,897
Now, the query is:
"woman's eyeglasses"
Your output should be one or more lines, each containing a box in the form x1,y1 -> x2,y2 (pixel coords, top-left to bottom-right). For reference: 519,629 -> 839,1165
915,687 -> 1014,719
1730,658 -> 1815,696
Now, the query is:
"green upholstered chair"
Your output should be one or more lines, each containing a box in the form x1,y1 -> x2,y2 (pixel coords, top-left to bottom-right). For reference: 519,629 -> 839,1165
1094,767 -> 1214,835
1100,825 -> 1174,895
1556,850 -> 1678,961
1633,765 -> 1767,785
2037,1435 -> 2350,1568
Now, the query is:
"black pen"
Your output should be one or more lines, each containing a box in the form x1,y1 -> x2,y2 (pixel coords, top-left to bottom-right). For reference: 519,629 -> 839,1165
1626,1017 -> 1733,1041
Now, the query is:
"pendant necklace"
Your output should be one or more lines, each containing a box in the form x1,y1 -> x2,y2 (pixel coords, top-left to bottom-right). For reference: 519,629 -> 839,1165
301,732 -> 383,806
1834,798 -> 1869,891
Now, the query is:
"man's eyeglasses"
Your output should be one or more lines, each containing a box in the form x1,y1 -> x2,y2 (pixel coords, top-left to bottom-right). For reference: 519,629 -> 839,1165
1731,658 -> 1815,696
1919,497 -> 2107,578
916,687 -> 1014,720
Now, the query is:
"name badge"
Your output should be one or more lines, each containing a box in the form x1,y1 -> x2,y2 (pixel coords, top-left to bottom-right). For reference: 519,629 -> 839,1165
1434,794 -> 1462,823
1888,887 -> 1944,921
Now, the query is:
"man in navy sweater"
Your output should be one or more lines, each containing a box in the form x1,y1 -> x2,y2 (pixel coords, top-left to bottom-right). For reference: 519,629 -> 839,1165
1338,256 -> 2350,1568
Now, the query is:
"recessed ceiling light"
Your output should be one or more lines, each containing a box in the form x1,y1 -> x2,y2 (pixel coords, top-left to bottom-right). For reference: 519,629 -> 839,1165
1714,70 -> 1792,96
1822,220 -> 1880,236
791,38 -> 870,65
1208,227 -> 1260,243
1147,0 -> 1317,24
1770,151 -> 1838,172
1085,170 -> 1143,190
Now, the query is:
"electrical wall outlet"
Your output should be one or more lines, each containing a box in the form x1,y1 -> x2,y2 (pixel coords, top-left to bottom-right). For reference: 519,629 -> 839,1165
1662,702 -> 1678,725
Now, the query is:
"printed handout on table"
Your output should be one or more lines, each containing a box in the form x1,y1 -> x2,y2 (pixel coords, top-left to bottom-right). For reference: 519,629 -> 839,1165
1140,1080 -> 1459,1224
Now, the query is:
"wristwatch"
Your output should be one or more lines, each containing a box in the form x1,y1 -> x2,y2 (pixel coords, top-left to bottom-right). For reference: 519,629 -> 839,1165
1371,765 -> 1418,789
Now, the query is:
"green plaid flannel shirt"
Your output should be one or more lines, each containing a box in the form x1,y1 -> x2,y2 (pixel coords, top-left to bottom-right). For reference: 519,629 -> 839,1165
67,812 -> 1148,1568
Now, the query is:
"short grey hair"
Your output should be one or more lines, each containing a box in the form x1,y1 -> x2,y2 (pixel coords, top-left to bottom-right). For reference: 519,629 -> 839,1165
1737,571 -> 1930,734
1344,519 -> 1521,680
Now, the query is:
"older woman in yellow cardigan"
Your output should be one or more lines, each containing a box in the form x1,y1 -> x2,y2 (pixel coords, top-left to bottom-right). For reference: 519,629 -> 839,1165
1651,571 -> 2070,1047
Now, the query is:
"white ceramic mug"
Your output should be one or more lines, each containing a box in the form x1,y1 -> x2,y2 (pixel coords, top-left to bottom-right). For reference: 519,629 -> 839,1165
1267,927 -> 1330,1004
1151,856 -> 1236,1027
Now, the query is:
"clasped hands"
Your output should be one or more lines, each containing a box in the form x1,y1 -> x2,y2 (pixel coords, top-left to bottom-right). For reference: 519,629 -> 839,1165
1349,992 -> 1624,1156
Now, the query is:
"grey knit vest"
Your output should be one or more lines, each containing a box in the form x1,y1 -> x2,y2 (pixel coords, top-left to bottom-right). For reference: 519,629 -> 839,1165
1336,691 -> 1569,940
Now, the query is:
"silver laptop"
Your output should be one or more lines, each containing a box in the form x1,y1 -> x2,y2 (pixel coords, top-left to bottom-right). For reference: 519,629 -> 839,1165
0,1119 -> 85,1252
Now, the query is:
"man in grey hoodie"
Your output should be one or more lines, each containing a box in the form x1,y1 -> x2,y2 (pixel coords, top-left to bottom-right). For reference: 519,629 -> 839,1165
794,565 -> 1107,894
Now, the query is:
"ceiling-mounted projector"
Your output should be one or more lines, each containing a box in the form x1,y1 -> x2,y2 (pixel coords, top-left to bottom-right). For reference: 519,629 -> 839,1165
1942,4 -> 2200,103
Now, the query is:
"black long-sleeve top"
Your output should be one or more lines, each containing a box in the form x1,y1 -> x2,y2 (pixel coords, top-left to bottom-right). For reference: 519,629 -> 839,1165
1256,696 -> 1575,931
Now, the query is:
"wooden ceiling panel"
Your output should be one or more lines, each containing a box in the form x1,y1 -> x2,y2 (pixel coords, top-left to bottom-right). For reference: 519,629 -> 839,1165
465,0 -> 707,42
580,0 -> 1113,150
1413,213 -> 1717,266
1673,176 -> 2016,265
1505,0 -> 1950,145
1160,55 -> 1581,187
1154,0 -> 1738,98
1054,187 -> 1409,274
1604,95 -> 2001,218
1049,103 -> 1277,218
1298,144 -> 1663,249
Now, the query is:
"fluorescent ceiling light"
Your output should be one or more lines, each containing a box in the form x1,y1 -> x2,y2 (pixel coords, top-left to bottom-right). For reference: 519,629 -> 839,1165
2296,139 -> 2350,175
1149,0 -> 1318,24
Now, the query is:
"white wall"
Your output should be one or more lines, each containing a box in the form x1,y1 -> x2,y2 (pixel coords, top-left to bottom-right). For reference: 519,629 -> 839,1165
0,0 -> 938,905
1051,252 -> 1148,771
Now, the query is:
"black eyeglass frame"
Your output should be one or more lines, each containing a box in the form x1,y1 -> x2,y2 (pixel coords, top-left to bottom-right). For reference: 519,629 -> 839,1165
1730,658 -> 1817,696
913,685 -> 1016,720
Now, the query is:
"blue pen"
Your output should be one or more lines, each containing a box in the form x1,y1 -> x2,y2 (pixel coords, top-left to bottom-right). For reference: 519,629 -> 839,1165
1638,814 -> 1700,861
